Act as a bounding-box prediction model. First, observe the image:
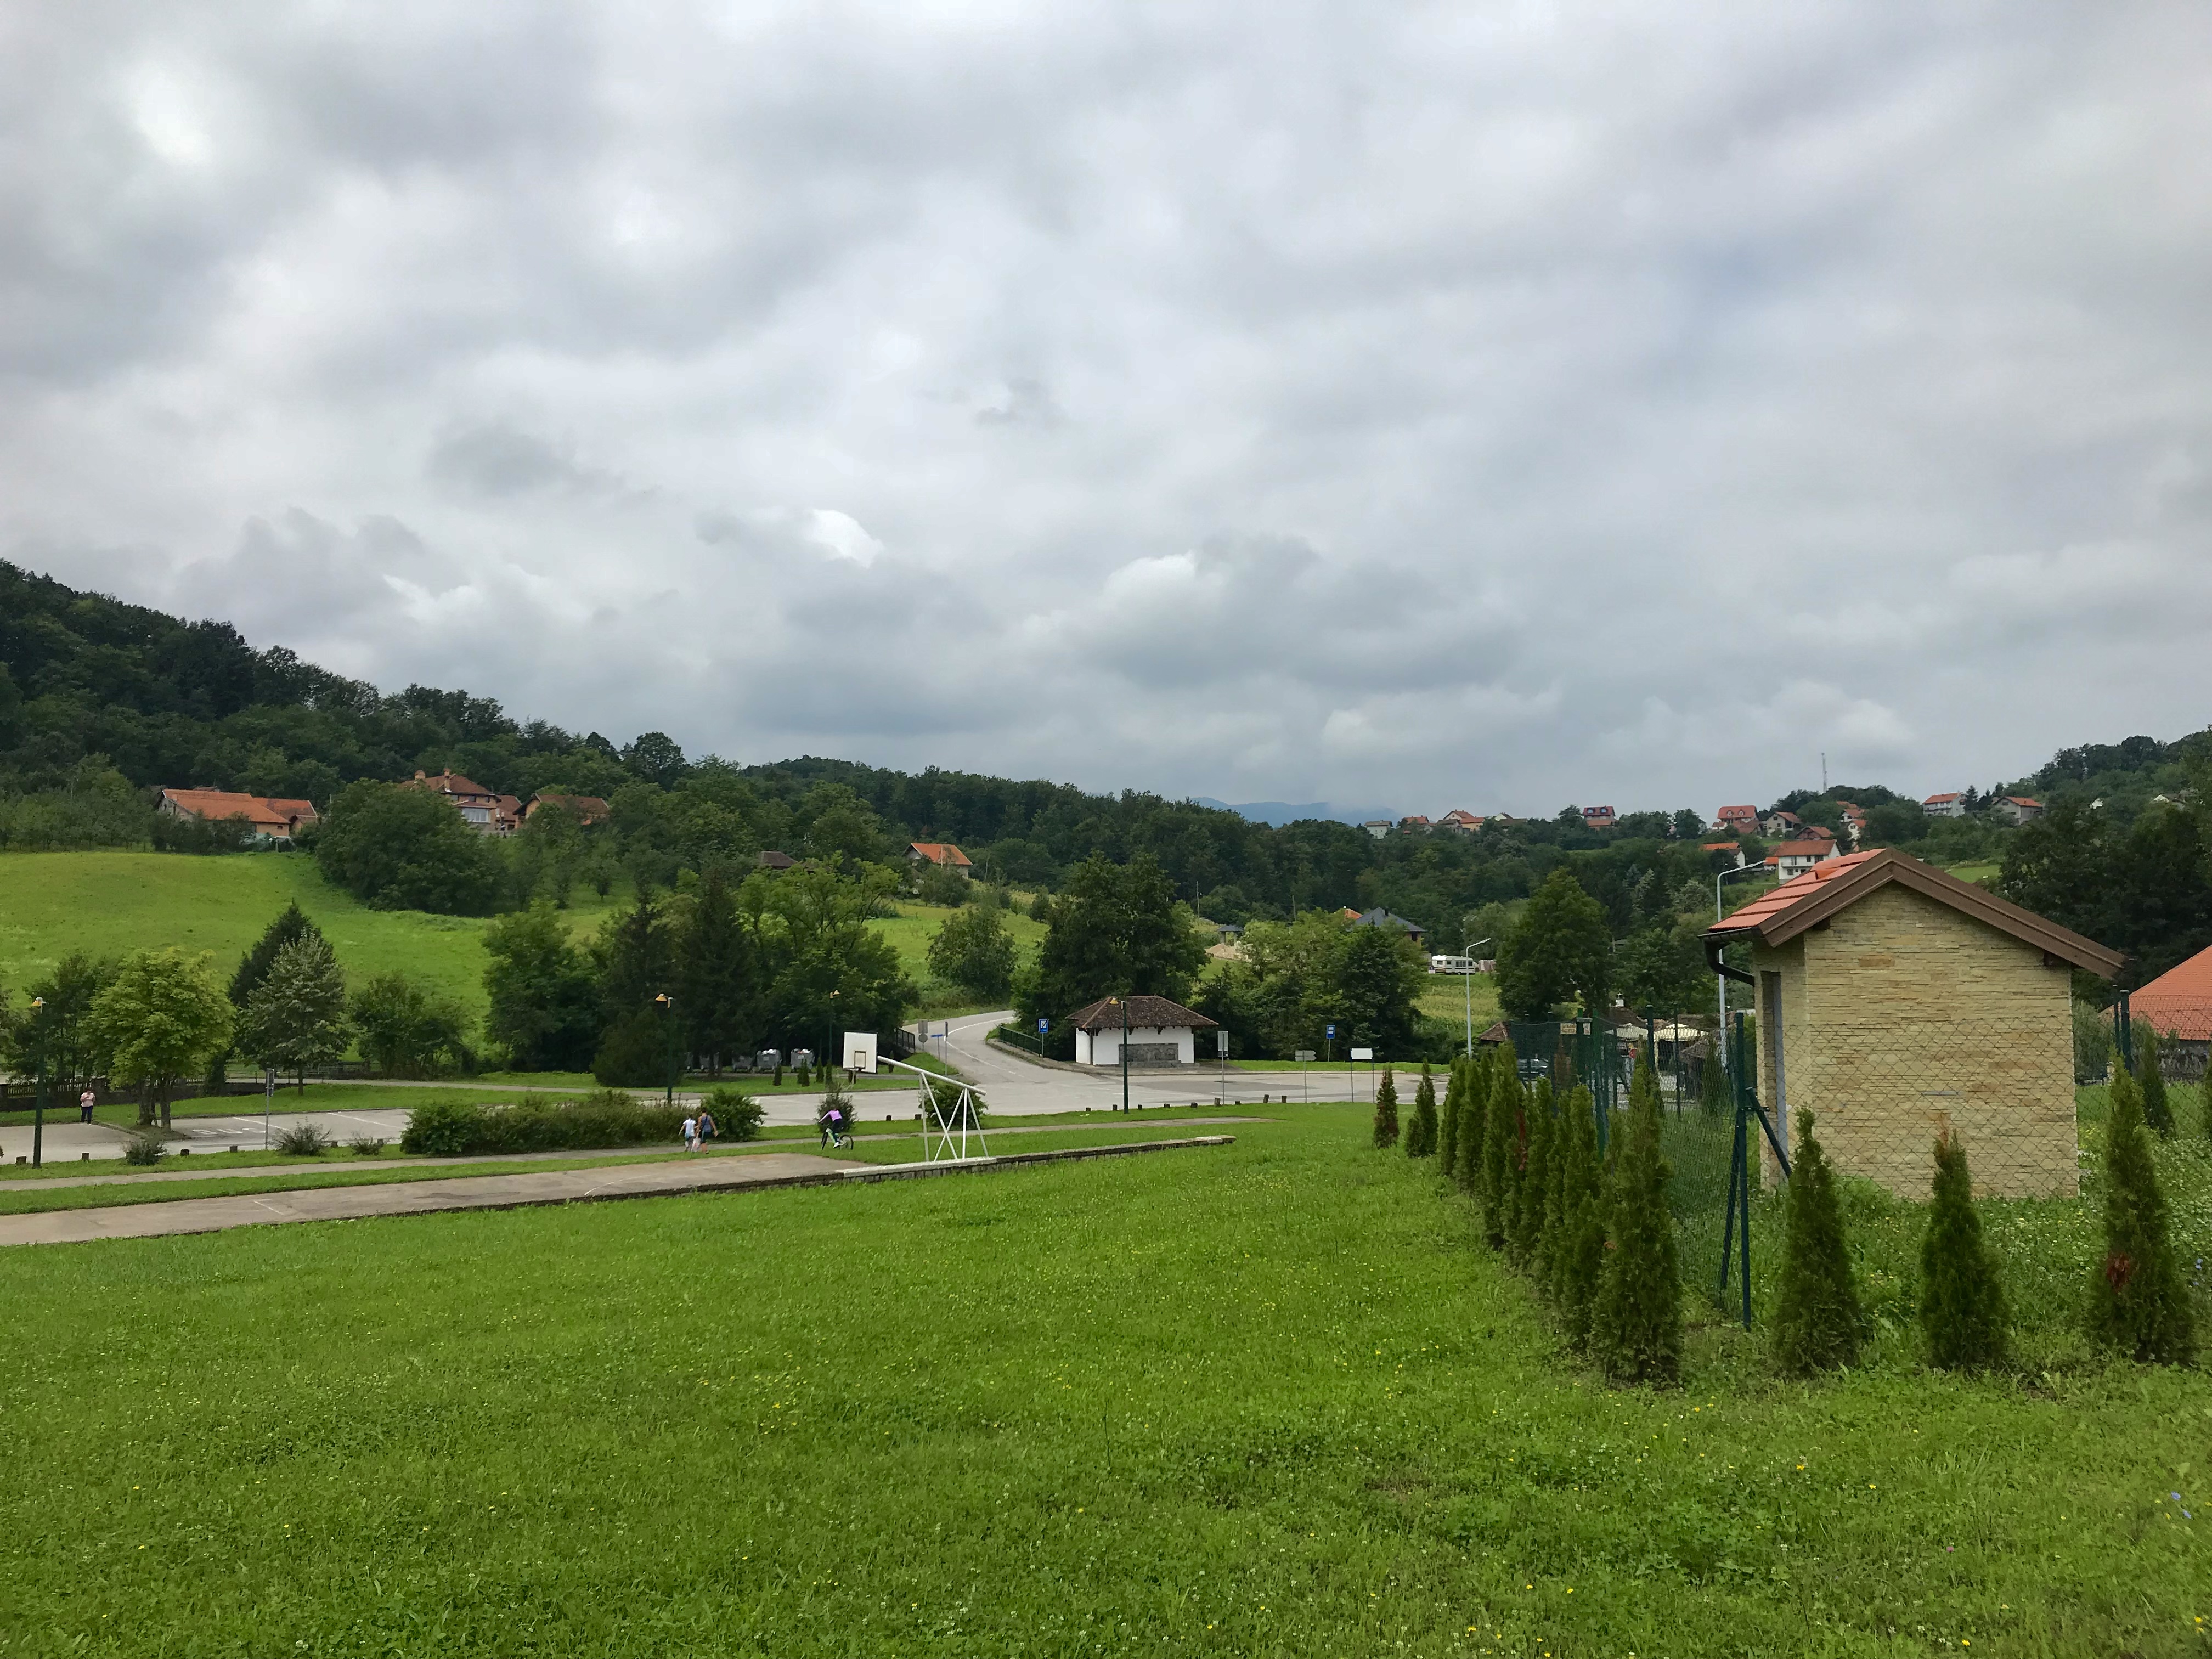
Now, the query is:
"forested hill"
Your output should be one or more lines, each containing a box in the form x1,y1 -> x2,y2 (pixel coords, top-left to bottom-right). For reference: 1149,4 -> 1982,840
3,557 -> 2207,956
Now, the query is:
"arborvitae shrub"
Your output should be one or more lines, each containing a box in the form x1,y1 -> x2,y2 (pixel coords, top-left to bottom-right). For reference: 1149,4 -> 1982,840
1700,1048 -> 1730,1116
1480,1042 -> 1519,1249
1512,1079 -> 1556,1269
2136,1038 -> 2174,1139
2203,1065 -> 2212,1144
1919,1130 -> 2009,1370
1590,1070 -> 1682,1385
2088,1065 -> 2197,1363
1437,1059 -> 1462,1173
1769,1109 -> 1867,1375
1372,1067 -> 1400,1150
1457,1052 -> 1490,1192
1549,1084 -> 1606,1347
1407,1064 -> 1438,1158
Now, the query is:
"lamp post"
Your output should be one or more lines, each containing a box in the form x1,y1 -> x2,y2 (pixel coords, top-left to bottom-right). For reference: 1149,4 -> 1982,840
1108,995 -> 1130,1113
29,996 -> 46,1169
653,992 -> 676,1107
1714,861 -> 1767,1068
1460,936 -> 1493,1058
826,990 -> 840,1084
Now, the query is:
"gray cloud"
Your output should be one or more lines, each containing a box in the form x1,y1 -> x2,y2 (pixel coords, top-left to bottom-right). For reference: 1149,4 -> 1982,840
5,0 -> 2211,816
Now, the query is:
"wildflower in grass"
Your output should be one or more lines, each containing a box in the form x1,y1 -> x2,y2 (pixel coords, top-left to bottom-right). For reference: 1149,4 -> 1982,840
1437,1057 -> 1463,1173
1511,1078 -> 1556,1271
1770,1110 -> 1867,1376
1591,1062 -> 1682,1385
1372,1068 -> 1400,1150
2136,1036 -> 2175,1139
1406,1063 -> 1438,1159
1919,1130 -> 2009,1372
2087,1063 -> 2197,1364
1548,1084 -> 1605,1347
1480,1040 -> 1520,1249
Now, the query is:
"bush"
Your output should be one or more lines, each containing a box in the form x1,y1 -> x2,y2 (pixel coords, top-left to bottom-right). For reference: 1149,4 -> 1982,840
1479,1041 -> 1520,1249
1769,1110 -> 1867,1376
1436,1059 -> 1461,1173
1405,1064 -> 1438,1159
1548,1085 -> 1605,1348
1919,1131 -> 2009,1371
1590,1065 -> 1683,1386
347,1135 -> 388,1156
699,1087 -> 764,1143
1510,1078 -> 1556,1269
1370,1068 -> 1399,1150
2087,1066 -> 2196,1364
275,1122 -> 331,1157
2135,1037 -> 2174,1139
400,1090 -> 688,1158
593,1008 -> 675,1089
121,1133 -> 166,1166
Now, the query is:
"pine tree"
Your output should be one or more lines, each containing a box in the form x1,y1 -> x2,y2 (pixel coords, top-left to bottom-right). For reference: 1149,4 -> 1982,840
236,934 -> 351,1094
1768,1110 -> 1867,1375
1372,1067 -> 1400,1150
1919,1131 -> 2010,1371
1479,1041 -> 1519,1248
1700,1045 -> 1730,1116
229,902 -> 326,1008
1512,1078 -> 1556,1269
1436,1058 -> 1462,1173
2135,1036 -> 2175,1139
1549,1084 -> 1606,1347
1590,1064 -> 1683,1385
1407,1063 -> 1438,1158
675,870 -> 760,1073
2088,1065 -> 2197,1363
1456,1051 -> 1490,1192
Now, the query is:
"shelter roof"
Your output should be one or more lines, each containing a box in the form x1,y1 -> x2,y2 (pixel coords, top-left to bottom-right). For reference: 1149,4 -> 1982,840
1066,995 -> 1218,1032
1703,847 -> 2120,975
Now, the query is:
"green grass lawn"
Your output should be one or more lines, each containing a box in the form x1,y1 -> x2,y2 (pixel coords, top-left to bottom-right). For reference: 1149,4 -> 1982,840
874,898 -> 1045,1014
3,1106 -> 2207,1655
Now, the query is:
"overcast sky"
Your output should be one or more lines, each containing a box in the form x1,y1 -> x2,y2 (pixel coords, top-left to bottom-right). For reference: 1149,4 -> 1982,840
5,2 -> 2209,818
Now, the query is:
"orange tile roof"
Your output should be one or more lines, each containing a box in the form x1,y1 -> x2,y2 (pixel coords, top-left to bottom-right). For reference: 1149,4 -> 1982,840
1713,850 -> 1881,932
2131,946 -> 2212,1040
160,788 -> 318,832
909,842 -> 972,867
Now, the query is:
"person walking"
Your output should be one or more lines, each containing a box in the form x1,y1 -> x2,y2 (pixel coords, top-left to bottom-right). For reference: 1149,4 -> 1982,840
681,1113 -> 698,1152
697,1106 -> 716,1147
78,1088 -> 95,1124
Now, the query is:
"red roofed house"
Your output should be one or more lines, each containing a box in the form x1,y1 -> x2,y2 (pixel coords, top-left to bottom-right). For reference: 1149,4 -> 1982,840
408,770 -> 519,834
907,842 -> 973,876
1438,809 -> 1485,833
158,789 -> 319,845
1993,796 -> 2044,826
1704,848 -> 2119,1198
2131,945 -> 2212,1073
1769,839 -> 1841,881
1067,994 -> 1218,1067
1716,805 -> 1759,834
1924,791 -> 1967,819
1581,805 -> 1616,829
1759,808 -> 1803,837
524,792 -> 611,828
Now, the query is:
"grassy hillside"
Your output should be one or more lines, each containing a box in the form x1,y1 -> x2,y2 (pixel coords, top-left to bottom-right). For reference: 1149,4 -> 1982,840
0,852 -> 622,1018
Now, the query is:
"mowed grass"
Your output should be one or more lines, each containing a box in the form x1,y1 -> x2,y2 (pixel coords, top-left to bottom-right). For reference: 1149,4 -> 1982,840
874,898 -> 1046,1014
3,1110 -> 2209,1656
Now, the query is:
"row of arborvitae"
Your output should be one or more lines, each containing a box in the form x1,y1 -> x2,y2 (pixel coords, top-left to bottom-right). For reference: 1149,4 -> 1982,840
1760,1062 -> 2197,1375
1396,1041 -> 1686,1384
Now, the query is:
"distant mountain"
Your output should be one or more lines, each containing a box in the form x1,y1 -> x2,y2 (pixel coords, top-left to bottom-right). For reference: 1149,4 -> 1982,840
1190,798 -> 1396,828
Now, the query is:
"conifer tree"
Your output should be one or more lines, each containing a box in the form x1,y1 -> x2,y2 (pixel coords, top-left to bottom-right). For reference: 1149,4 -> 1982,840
2088,1065 -> 2197,1363
1590,1057 -> 1682,1385
1918,1130 -> 2009,1370
1456,1051 -> 1490,1191
2135,1036 -> 2175,1139
2202,1064 -> 2212,1145
1437,1058 -> 1462,1173
1512,1078 -> 1556,1269
1372,1066 -> 1400,1150
1479,1040 -> 1519,1248
1407,1063 -> 1438,1158
1548,1084 -> 1606,1346
1700,1045 -> 1730,1116
1768,1109 -> 1867,1374
236,933 -> 351,1094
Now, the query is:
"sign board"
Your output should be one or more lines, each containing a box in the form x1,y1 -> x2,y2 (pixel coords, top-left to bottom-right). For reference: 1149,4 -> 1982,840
1325,1023 -> 1336,1039
1215,1030 -> 1229,1057
1350,1046 -> 1374,1062
1037,1018 -> 1049,1035
842,1032 -> 878,1074
1294,1049 -> 1316,1063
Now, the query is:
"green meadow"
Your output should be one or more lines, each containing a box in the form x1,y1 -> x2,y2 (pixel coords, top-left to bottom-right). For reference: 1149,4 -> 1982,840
2,1105 -> 2206,1656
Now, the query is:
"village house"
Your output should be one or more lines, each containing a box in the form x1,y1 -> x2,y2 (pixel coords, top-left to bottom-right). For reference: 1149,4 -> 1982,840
1359,820 -> 1393,839
1068,994 -> 1218,1067
1715,804 -> 1760,834
1581,805 -> 1616,829
1397,815 -> 1432,834
755,850 -> 798,871
1703,847 -> 2119,1199
1767,838 -> 1841,881
408,770 -> 520,834
523,792 -> 611,827
2129,944 -> 2212,1079
907,842 -> 973,876
1701,840 -> 1746,867
157,788 -> 319,845
1759,808 -> 1803,837
1923,791 -> 1967,819
1993,795 -> 2044,826
1438,809 -> 1484,833
1350,907 -> 1426,947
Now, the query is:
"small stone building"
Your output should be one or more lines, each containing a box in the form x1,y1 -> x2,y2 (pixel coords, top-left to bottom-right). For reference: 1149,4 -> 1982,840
1702,848 -> 2119,1199
1067,995 -> 1218,1067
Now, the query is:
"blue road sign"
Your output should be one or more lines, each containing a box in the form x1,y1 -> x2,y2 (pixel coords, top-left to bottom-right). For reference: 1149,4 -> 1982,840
1037,1018 -> 1049,1034
1326,1023 -> 1336,1039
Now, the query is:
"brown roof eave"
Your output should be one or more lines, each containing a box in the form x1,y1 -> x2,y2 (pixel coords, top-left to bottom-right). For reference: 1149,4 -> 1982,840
1707,848 -> 2122,978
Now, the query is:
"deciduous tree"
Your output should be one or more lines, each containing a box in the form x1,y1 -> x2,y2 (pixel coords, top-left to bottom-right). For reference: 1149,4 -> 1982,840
1496,868 -> 1611,1020
87,949 -> 234,1127
237,934 -> 351,1092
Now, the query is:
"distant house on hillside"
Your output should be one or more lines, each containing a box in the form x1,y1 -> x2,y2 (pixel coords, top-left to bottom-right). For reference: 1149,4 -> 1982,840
1924,792 -> 1967,819
1397,815 -> 1432,834
1701,840 -> 1746,867
157,788 -> 318,846
907,842 -> 972,876
755,850 -> 798,871
1359,820 -> 1393,839
408,770 -> 519,834
1350,907 -> 1426,947
2130,944 -> 2212,1076
1994,796 -> 2044,826
1769,838 -> 1841,881
1716,804 -> 1759,834
1759,808 -> 1803,837
1438,809 -> 1483,833
524,792 -> 611,828
1581,805 -> 1616,829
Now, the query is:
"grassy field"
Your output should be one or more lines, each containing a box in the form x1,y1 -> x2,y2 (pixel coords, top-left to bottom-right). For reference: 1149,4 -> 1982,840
1421,973 -> 1502,1036
3,1105 -> 2207,1655
875,898 -> 1046,1014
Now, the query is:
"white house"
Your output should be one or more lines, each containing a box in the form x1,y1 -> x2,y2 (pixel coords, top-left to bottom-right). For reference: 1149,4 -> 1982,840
1994,796 -> 2044,826
1769,838 -> 1841,880
1068,995 -> 1218,1067
1359,820 -> 1393,839
1923,792 -> 1967,819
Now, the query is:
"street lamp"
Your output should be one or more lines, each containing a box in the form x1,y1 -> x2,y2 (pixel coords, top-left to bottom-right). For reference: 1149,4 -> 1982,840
826,990 -> 841,1085
29,996 -> 45,1169
1460,936 -> 1493,1058
1108,995 -> 1130,1113
1713,861 -> 1768,1066
653,992 -> 676,1107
